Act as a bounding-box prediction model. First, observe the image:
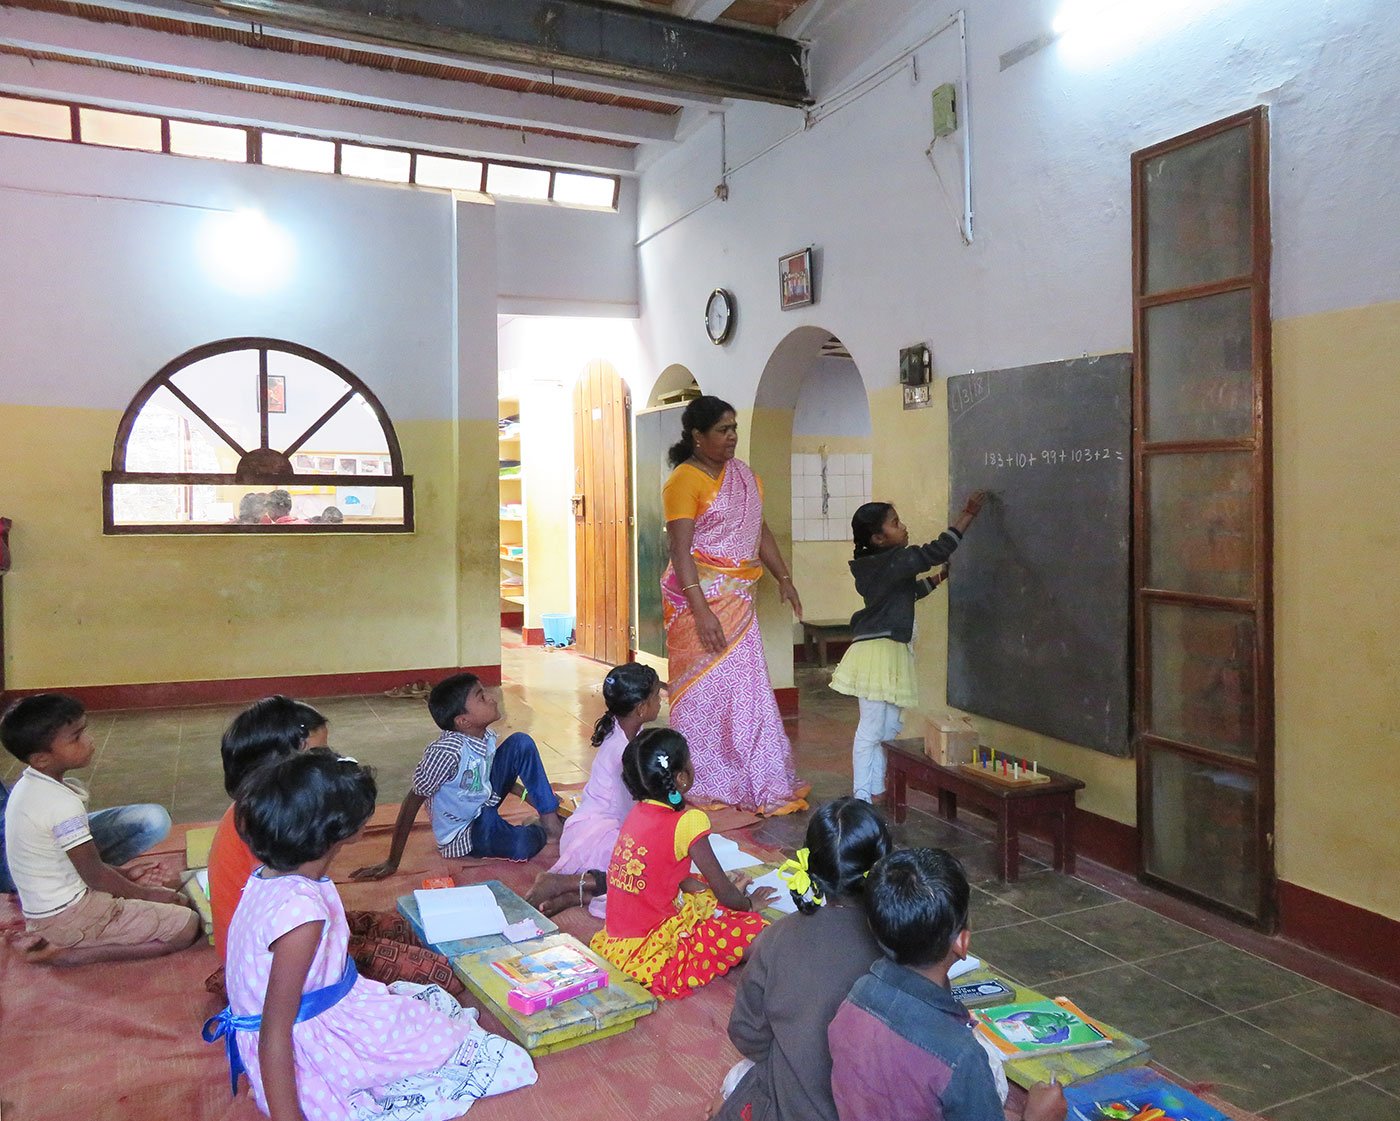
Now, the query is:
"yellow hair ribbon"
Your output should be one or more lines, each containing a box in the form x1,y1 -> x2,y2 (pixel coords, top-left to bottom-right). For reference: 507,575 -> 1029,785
776,847 -> 824,904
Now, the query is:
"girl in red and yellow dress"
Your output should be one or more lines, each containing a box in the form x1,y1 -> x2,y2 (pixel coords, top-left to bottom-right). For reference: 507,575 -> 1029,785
590,728 -> 776,999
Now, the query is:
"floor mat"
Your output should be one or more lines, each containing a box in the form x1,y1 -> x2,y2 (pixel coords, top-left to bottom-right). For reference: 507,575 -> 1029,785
0,818 -> 780,1121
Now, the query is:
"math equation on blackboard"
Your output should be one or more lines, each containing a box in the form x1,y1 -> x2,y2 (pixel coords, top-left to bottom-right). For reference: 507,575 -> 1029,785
982,448 -> 1126,469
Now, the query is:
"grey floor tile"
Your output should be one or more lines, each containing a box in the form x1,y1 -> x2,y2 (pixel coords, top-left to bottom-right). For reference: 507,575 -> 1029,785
1242,987 -> 1400,1075
1049,963 -> 1223,1039
1150,1015 -> 1346,1112
948,841 -> 1048,884
969,886 -> 1036,932
972,919 -> 1120,985
980,870 -> 1120,916
1140,942 -> 1316,1013
1048,900 -> 1213,962
1367,1063 -> 1400,1097
1263,1078 -> 1400,1120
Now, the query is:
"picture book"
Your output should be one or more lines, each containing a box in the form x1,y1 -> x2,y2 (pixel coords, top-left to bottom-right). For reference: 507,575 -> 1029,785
1064,1066 -> 1231,1121
973,996 -> 1112,1057
491,944 -> 609,1015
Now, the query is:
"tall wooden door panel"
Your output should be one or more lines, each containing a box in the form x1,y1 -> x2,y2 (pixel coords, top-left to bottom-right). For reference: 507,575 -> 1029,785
1132,108 -> 1275,928
573,362 -> 631,665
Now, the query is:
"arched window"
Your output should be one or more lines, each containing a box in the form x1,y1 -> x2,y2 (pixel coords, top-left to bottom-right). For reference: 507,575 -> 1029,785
103,338 -> 413,533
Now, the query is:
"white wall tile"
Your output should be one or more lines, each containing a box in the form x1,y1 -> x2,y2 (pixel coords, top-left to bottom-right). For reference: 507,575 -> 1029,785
791,495 -> 804,521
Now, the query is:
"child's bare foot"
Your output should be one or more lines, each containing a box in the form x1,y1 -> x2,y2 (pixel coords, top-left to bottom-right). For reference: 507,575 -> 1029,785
538,810 -> 564,843
526,870 -> 603,916
526,871 -> 573,908
12,933 -> 64,964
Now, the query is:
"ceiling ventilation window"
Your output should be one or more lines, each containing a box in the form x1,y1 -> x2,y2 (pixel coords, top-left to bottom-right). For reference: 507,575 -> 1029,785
104,339 -> 413,534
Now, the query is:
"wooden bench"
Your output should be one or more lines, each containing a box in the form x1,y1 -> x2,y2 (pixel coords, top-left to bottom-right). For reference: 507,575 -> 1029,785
801,618 -> 852,667
883,738 -> 1085,881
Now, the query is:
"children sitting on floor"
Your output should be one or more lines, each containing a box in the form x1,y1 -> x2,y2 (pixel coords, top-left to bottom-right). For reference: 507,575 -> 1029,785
828,848 -> 1067,1121
526,661 -> 661,918
713,797 -> 892,1121
0,694 -> 200,965
206,750 -> 536,1120
205,696 -> 462,999
590,728 -> 775,1000
352,673 -> 563,880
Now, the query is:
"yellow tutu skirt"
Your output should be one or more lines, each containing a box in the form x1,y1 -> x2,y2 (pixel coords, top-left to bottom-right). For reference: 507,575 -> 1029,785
829,637 -> 918,709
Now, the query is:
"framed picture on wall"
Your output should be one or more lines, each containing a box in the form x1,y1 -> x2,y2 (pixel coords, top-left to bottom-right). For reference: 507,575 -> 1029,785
266,374 -> 287,414
779,248 -> 814,310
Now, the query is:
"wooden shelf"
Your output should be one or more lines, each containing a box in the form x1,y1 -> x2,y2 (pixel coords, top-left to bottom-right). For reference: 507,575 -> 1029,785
500,555 -> 525,565
499,591 -> 525,606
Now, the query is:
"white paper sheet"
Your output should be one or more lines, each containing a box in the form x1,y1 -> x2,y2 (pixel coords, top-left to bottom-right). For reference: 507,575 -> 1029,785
690,833 -> 764,875
949,955 -> 981,980
746,868 -> 799,914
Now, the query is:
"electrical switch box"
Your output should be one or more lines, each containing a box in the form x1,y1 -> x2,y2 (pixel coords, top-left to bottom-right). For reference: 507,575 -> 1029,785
932,83 -> 958,138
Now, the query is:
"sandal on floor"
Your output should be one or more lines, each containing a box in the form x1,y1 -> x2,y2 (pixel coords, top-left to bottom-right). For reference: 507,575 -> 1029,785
383,683 -> 419,698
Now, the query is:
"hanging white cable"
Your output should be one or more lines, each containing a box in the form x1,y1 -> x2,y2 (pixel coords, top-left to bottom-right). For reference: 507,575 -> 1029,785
636,9 -> 973,247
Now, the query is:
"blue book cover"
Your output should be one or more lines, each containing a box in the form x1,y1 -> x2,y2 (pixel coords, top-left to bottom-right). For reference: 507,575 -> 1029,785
1064,1067 -> 1230,1121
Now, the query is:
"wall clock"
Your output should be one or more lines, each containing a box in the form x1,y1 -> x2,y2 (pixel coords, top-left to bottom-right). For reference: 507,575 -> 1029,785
705,288 -> 735,345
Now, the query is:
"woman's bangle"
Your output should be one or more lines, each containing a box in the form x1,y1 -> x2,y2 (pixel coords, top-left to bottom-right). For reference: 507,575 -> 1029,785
681,581 -> 701,592
777,574 -> 793,583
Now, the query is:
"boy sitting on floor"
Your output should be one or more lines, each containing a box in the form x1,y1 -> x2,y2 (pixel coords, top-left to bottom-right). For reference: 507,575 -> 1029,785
353,673 -> 563,881
0,694 -> 200,965
828,848 -> 1066,1121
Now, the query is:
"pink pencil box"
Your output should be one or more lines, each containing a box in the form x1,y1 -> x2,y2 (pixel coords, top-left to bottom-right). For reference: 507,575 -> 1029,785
507,971 -> 608,1015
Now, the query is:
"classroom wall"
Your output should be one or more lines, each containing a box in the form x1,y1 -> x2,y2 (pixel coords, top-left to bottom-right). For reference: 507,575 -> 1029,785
634,0 -> 1400,920
0,131 -> 633,694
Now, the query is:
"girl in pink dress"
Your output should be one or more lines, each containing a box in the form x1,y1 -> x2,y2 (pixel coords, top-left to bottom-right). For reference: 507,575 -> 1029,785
206,750 -> 535,1121
527,662 -> 661,918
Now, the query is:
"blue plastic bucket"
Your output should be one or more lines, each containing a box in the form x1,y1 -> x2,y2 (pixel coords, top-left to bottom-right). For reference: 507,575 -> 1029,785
542,613 -> 575,647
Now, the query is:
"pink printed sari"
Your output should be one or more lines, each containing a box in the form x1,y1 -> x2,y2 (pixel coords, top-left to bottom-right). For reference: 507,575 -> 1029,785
662,459 -> 803,813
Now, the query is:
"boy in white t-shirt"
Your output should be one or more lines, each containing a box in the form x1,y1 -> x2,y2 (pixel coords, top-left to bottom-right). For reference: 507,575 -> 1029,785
1,694 -> 200,965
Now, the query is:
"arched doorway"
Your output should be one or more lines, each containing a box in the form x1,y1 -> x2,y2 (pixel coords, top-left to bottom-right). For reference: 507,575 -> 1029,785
751,329 -> 873,702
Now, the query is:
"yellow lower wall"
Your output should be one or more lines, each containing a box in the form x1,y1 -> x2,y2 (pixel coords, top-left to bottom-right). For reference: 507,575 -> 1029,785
1272,301 -> 1400,919
0,407 -> 502,687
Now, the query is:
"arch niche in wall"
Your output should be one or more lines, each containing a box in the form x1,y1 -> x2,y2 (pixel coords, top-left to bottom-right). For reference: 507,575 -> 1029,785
634,363 -> 703,660
753,328 -> 873,687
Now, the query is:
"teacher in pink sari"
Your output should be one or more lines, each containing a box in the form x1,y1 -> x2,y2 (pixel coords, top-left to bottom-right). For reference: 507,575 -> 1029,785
661,396 -> 806,814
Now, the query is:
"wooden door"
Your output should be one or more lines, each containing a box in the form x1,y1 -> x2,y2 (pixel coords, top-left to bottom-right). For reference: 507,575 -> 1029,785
573,362 -> 632,665
1132,109 -> 1275,928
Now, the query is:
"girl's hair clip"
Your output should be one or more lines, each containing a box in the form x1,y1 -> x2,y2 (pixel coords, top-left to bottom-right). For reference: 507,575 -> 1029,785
337,754 -> 359,765
656,753 -> 670,769
604,674 -> 617,687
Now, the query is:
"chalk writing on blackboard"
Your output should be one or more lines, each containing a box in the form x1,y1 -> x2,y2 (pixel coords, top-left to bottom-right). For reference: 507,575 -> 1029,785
950,373 -> 990,419
982,448 -> 1126,469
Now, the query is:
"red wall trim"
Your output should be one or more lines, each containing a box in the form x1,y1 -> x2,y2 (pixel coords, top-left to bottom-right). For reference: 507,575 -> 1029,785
1073,808 -> 1140,875
500,611 -> 524,628
523,628 -> 545,646
1,665 -> 502,711
1278,880 -> 1400,988
774,687 -> 799,716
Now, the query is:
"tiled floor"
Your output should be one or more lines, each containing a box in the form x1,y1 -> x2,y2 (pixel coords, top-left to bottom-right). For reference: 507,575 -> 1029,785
9,635 -> 1400,1120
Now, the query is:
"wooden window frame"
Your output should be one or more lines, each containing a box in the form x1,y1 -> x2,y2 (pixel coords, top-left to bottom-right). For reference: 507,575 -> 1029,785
0,90 -> 621,210
1131,107 -> 1275,928
102,337 -> 414,535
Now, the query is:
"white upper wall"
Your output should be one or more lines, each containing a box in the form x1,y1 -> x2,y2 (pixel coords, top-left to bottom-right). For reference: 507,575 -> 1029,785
0,128 -> 636,418
636,0 -> 1400,402
0,134 -> 461,419
792,358 -> 873,438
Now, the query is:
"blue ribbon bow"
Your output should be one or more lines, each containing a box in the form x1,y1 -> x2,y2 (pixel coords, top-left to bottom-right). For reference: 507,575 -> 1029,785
203,957 -> 359,1095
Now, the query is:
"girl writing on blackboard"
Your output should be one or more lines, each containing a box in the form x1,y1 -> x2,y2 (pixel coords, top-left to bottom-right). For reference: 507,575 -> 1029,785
830,492 -> 986,804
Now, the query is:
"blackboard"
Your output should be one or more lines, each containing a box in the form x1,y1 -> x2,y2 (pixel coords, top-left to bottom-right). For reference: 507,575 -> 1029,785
946,355 -> 1133,755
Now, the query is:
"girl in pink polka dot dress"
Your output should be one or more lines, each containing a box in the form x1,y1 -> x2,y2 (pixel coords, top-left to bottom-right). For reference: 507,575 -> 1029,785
211,750 -> 536,1121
